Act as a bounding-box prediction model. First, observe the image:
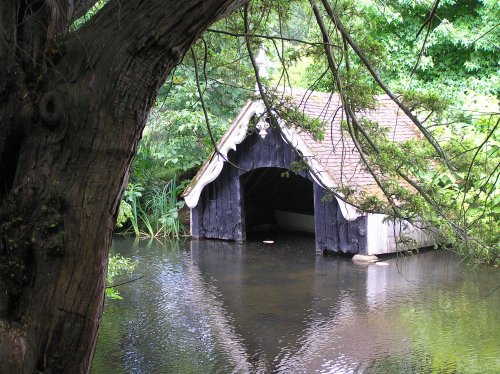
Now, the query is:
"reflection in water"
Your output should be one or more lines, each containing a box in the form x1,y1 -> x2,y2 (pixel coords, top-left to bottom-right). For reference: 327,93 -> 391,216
92,235 -> 500,373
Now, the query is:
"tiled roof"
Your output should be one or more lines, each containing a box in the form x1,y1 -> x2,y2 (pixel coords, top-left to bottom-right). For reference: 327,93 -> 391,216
279,88 -> 422,197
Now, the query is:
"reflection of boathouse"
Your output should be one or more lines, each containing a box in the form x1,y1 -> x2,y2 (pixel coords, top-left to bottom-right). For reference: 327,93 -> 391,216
182,89 -> 433,255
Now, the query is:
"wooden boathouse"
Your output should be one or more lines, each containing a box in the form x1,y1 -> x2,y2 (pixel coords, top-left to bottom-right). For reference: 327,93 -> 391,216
182,89 -> 433,255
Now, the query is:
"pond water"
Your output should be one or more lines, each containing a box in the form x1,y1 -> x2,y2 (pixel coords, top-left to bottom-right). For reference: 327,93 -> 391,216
92,235 -> 499,374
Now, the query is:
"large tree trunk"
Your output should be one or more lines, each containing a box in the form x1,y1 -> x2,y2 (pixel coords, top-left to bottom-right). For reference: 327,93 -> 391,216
0,1 -> 243,372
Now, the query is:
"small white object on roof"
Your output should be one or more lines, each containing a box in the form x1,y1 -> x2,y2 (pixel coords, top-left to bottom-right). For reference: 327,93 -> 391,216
256,117 -> 270,139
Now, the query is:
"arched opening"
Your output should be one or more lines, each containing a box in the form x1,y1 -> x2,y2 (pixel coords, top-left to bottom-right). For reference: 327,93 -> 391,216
240,167 -> 314,239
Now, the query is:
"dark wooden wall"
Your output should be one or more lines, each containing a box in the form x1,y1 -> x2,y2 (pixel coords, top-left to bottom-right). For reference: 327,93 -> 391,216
191,126 -> 367,254
313,185 -> 367,254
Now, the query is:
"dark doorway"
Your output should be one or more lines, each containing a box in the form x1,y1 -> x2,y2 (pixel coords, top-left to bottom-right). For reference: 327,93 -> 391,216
240,168 -> 314,239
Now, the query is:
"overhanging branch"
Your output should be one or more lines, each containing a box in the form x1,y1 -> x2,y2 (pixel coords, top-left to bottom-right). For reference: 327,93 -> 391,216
319,0 -> 455,170
207,28 -> 341,48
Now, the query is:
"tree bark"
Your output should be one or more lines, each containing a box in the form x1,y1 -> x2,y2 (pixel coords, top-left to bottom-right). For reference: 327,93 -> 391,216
0,0 -> 244,372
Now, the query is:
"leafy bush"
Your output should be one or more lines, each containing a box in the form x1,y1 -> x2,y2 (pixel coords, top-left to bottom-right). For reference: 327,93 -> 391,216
106,255 -> 137,300
116,60 -> 251,238
116,200 -> 132,229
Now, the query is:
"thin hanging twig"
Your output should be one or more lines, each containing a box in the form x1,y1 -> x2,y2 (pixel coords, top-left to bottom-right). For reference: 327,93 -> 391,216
107,276 -> 144,288
243,3 -> 275,118
190,47 -> 219,154
412,0 -> 441,75
207,28 -> 341,49
190,46 -> 248,172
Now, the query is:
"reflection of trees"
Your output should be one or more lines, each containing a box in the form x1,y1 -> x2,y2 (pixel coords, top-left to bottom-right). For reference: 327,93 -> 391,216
92,300 -> 133,374
191,238 -> 319,371
274,251 -> 467,372
184,252 -> 258,373
365,250 -> 461,309
400,277 -> 500,373
274,274 -> 409,372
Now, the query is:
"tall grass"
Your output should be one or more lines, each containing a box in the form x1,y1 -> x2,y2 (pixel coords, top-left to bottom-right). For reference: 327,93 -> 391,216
122,177 -> 186,238
124,183 -> 144,237
148,177 -> 185,237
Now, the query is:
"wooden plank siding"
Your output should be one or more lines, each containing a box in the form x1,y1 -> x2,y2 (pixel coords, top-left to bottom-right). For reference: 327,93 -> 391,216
194,126 -> 368,254
313,184 -> 367,254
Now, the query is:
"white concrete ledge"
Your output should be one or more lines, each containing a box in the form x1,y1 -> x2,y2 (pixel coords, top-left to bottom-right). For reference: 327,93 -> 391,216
352,254 -> 379,263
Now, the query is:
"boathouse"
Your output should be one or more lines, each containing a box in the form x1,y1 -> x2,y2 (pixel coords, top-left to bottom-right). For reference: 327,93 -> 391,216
182,89 -> 433,255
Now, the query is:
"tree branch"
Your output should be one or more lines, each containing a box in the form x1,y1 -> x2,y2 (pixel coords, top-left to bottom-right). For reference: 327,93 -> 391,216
191,47 -> 219,154
207,28 -> 341,48
319,0 -> 455,170
72,0 -> 101,20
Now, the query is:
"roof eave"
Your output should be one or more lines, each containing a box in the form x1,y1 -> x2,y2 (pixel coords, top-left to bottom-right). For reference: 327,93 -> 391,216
182,100 -> 264,208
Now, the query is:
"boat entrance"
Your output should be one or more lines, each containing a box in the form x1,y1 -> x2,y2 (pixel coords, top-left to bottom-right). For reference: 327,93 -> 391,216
240,167 -> 314,239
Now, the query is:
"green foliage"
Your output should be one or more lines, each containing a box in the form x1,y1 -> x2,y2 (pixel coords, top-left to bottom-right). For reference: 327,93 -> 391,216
106,255 -> 136,300
352,0 -> 499,94
353,109 -> 499,264
357,193 -> 385,213
288,160 -> 309,174
116,200 -> 132,229
287,0 -> 498,97
400,88 -> 450,115
107,255 -> 136,279
429,114 -> 499,262
140,177 -> 187,238
142,104 -> 223,174
273,95 -> 325,141
124,183 -> 144,237
121,179 -> 187,239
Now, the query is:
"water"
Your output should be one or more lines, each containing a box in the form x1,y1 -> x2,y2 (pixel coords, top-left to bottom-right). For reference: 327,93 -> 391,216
92,234 -> 500,373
